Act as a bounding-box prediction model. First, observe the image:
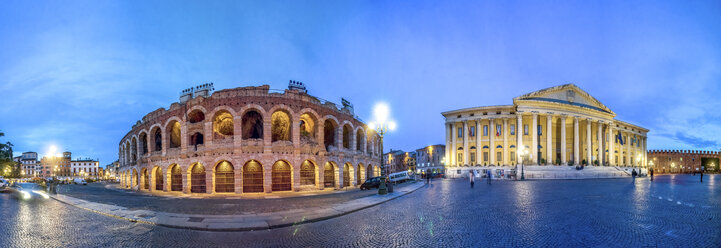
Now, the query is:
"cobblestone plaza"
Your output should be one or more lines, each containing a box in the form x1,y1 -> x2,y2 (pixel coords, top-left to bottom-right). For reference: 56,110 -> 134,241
2,175 -> 719,247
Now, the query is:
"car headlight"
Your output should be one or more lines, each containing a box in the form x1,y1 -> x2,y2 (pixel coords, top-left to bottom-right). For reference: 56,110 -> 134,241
32,190 -> 50,199
21,191 -> 31,200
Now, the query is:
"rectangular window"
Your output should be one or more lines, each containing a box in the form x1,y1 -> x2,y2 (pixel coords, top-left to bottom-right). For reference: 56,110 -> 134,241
483,125 -> 488,136
470,152 -> 476,162
511,152 -> 515,161
470,126 -> 476,137
524,125 -> 529,135
483,152 -> 489,162
497,152 -> 502,162
457,153 -> 463,164
458,127 -> 463,138
511,125 -> 516,135
538,125 -> 542,136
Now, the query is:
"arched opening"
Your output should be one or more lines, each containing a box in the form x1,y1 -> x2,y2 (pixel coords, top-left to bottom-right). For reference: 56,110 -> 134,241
242,110 -> 263,140
130,138 -> 137,163
131,169 -> 138,188
189,163 -> 206,193
300,160 -> 316,186
366,164 -> 373,180
170,164 -> 182,192
243,160 -> 264,193
343,163 -> 352,187
342,125 -> 351,149
271,110 -> 292,142
324,162 -> 336,187
299,113 -> 316,143
374,166 -> 380,177
215,160 -> 234,193
323,120 -> 336,150
356,130 -> 363,151
357,163 -> 364,185
213,110 -> 234,140
154,166 -> 163,191
139,133 -> 148,155
272,160 -> 292,191
190,132 -> 204,146
167,121 -> 181,148
141,168 -> 149,190
188,109 -> 205,123
153,127 -> 162,152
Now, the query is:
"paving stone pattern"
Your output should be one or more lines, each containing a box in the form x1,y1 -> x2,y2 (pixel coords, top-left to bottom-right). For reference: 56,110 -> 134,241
0,175 -> 719,247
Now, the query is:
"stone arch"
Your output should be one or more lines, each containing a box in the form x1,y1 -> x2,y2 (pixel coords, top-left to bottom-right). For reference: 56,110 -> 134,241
130,137 -> 138,163
298,110 -> 318,142
270,107 -> 293,142
355,127 -> 365,151
150,124 -> 163,152
190,132 -> 204,146
187,107 -> 207,124
141,168 -> 149,190
242,160 -> 264,193
212,109 -> 234,140
343,162 -> 353,187
131,168 -> 138,188
357,163 -> 365,185
138,131 -> 148,155
165,118 -> 182,148
271,160 -> 292,191
342,123 -> 353,149
324,161 -> 338,188
169,164 -> 182,192
323,117 -> 339,150
366,164 -> 373,179
300,159 -> 317,186
188,162 -> 206,193
374,165 -> 380,177
241,108 -> 264,140
214,160 -> 234,193
153,166 -> 163,191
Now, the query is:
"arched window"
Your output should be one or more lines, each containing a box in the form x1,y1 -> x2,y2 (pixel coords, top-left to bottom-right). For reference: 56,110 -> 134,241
170,164 -> 182,192
299,113 -> 316,142
167,121 -> 181,148
242,110 -> 263,140
190,132 -> 204,146
154,167 -> 163,191
188,109 -> 205,123
243,160 -> 264,193
139,133 -> 148,155
300,160 -> 315,185
213,111 -> 234,139
190,163 -> 206,193
272,160 -> 292,191
342,125 -> 351,149
343,163 -> 352,187
323,120 -> 336,150
153,128 -> 162,152
356,131 -> 363,151
271,111 -> 292,142
215,161 -> 234,193
324,162 -> 336,187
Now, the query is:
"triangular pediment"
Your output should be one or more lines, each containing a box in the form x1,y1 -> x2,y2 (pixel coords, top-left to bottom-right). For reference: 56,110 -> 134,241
513,84 -> 614,114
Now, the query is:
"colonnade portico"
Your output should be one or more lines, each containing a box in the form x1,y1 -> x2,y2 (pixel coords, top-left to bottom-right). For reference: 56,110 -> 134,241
442,84 -> 649,171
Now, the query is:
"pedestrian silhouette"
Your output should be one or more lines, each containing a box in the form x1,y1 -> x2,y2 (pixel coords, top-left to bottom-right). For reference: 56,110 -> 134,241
650,168 -> 654,181
631,169 -> 637,183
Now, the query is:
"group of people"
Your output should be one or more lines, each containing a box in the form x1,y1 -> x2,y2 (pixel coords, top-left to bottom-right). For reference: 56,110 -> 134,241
468,170 -> 492,188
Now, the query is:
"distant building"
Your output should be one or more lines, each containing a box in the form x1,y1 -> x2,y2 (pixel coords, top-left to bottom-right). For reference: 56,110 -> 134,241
384,150 -> 414,174
19,152 -> 39,177
415,144 -> 446,174
648,150 -> 720,174
70,158 -> 100,179
104,161 -> 119,180
39,153 -> 70,178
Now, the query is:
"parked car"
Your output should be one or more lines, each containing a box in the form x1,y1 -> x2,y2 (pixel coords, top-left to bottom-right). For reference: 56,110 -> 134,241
73,178 -> 87,185
8,182 -> 50,201
360,177 -> 383,190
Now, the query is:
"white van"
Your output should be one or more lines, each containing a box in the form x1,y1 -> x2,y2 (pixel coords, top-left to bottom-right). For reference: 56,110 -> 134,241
388,171 -> 410,184
73,178 -> 87,185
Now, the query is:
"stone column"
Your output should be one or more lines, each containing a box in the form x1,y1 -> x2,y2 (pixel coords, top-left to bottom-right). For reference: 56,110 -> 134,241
546,114 -> 553,165
531,113 -> 538,164
609,123 -> 615,166
161,128 -> 168,156
292,116 -> 301,151
205,167 -> 213,194
234,164 -> 242,194
503,118 -> 509,166
337,164 -> 343,189
264,164 -> 272,193
351,128 -> 357,152
560,115 -> 567,165
476,119 -> 481,166
462,120 -> 469,166
233,116 -> 243,152
451,123 -> 457,166
573,117 -> 579,166
445,123 -> 451,167
263,119 -> 272,153
586,118 -> 592,166
204,121 -> 213,147
626,131 -> 631,166
490,118 -> 496,166
597,121 -> 604,166
180,124 -> 188,154
317,122 -> 325,152
516,114 -> 523,164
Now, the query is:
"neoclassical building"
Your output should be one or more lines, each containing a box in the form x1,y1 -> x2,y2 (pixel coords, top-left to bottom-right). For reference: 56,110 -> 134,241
442,84 -> 649,171
118,82 -> 382,195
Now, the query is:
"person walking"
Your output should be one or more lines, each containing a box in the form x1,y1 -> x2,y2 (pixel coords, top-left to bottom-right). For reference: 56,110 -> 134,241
469,170 -> 475,188
700,170 -> 703,183
650,168 -> 654,181
426,173 -> 430,185
631,169 -> 637,183
487,170 -> 492,185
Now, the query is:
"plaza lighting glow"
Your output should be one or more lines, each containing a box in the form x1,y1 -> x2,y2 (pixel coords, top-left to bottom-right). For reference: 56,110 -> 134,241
21,191 -> 31,200
388,121 -> 397,131
368,122 -> 376,130
373,102 -> 390,124
32,190 -> 50,199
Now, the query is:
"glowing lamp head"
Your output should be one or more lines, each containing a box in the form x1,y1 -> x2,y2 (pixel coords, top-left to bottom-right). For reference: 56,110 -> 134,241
373,102 -> 390,124
388,121 -> 397,131
368,122 -> 376,130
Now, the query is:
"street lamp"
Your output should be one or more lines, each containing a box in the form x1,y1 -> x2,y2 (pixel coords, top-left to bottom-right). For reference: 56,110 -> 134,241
518,147 -> 528,180
368,102 -> 396,195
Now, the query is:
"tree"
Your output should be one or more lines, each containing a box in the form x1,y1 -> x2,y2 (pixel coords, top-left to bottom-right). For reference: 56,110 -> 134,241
0,130 -> 19,178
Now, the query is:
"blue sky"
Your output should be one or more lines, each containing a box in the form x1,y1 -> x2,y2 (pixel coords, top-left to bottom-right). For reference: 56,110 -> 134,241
1,0 -> 720,166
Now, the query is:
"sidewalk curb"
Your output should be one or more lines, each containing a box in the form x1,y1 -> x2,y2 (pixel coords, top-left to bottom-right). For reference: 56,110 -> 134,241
51,182 -> 426,232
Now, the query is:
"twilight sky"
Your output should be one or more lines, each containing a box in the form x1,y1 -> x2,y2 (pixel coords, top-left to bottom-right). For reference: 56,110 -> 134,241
1,0 -> 720,166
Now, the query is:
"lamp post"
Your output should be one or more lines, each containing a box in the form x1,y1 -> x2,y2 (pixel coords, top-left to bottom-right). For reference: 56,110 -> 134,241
368,102 -> 396,195
518,147 -> 528,180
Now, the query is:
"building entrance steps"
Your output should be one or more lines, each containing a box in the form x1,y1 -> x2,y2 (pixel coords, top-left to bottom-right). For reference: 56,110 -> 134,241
51,181 -> 426,231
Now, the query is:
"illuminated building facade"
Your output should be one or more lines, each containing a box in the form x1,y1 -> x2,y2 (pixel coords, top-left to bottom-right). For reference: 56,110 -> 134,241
647,150 -> 719,174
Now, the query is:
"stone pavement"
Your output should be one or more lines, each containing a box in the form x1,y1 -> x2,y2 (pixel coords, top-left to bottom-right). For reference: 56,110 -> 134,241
52,181 -> 425,231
